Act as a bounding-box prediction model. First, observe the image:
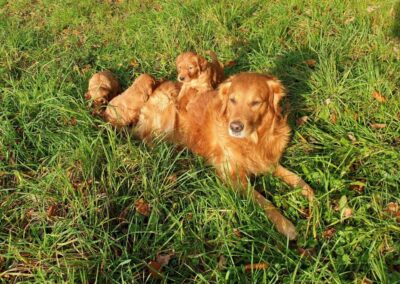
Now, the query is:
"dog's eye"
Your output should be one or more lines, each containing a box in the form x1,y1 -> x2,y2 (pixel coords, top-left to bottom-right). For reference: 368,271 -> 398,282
229,98 -> 236,104
189,66 -> 193,70
250,101 -> 261,107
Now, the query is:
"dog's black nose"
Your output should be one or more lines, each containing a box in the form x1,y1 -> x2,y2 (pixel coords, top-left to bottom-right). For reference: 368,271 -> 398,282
230,121 -> 244,133
179,76 -> 185,81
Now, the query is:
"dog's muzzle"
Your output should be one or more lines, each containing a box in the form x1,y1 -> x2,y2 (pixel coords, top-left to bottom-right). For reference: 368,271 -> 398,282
229,120 -> 245,138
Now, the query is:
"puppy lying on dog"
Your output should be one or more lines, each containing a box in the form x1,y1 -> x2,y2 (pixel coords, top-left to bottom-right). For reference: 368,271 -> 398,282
177,73 -> 315,240
104,74 -> 156,127
136,81 -> 182,143
85,71 -> 120,106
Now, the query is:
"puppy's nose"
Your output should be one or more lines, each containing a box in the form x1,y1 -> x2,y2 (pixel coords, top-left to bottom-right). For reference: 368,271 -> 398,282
230,121 -> 244,133
179,76 -> 185,81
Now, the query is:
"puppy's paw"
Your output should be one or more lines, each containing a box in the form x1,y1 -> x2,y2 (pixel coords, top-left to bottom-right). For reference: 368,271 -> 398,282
276,218 -> 298,240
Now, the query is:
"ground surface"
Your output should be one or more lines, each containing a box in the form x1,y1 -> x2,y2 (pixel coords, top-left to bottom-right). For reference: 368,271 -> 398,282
1,0 -> 400,283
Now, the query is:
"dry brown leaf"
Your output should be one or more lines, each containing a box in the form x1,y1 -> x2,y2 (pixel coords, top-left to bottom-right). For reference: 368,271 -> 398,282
370,123 -> 386,129
298,247 -> 315,258
330,113 -> 337,124
166,174 -> 177,185
296,116 -> 309,126
148,260 -> 162,278
367,6 -> 378,13
322,227 -> 336,239
47,205 -> 57,217
156,251 -> 175,267
385,202 -> 399,215
244,262 -> 269,272
130,59 -> 139,68
233,228 -> 242,238
70,117 -> 77,126
305,59 -> 317,68
224,60 -> 237,68
343,207 -> 353,218
344,16 -> 355,24
135,198 -> 151,216
372,91 -> 386,103
349,181 -> 366,192
347,132 -> 357,142
217,255 -> 226,270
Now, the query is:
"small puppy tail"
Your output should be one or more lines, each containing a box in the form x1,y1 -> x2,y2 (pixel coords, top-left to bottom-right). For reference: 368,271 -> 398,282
206,50 -> 223,69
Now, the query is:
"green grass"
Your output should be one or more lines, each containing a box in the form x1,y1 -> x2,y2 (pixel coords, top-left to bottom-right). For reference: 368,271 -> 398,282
1,0 -> 400,282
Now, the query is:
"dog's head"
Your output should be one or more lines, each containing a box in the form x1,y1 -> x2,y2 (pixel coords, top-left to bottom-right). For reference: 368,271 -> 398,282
218,73 -> 285,142
85,87 -> 110,105
176,52 -> 208,83
153,81 -> 181,100
134,74 -> 156,101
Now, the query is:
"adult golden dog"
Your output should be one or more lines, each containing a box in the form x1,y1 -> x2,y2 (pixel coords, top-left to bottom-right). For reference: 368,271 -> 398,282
177,72 -> 315,239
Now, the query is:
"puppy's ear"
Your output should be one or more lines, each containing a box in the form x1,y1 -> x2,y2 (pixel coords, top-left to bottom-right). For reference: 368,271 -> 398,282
197,55 -> 208,71
218,79 -> 232,116
266,77 -> 286,115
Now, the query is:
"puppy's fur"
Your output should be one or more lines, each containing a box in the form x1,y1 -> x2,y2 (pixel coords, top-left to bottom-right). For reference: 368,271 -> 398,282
136,81 -> 182,143
104,74 -> 156,127
176,51 -> 224,92
176,73 -> 315,239
85,71 -> 120,105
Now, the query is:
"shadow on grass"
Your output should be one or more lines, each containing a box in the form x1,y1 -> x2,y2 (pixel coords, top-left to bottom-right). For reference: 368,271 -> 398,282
392,1 -> 400,38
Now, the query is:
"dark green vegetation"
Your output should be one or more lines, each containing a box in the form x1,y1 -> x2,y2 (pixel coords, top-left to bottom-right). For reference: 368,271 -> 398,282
1,0 -> 399,283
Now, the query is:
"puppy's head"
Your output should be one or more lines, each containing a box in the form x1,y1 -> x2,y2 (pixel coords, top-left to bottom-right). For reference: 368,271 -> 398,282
153,81 -> 181,100
85,87 -> 110,105
176,52 -> 208,83
218,73 -> 285,141
134,74 -> 156,101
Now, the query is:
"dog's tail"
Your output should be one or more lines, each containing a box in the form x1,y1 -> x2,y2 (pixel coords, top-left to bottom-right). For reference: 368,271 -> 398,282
206,50 -> 223,69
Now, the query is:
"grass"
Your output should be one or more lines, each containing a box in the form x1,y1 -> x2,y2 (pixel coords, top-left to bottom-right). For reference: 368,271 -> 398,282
1,0 -> 400,282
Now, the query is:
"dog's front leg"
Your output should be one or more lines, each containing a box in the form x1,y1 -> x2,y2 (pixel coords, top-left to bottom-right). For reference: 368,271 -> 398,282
273,164 -> 315,201
218,168 -> 298,240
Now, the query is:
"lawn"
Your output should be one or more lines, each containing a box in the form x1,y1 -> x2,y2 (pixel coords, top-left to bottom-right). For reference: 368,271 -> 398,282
1,0 -> 400,283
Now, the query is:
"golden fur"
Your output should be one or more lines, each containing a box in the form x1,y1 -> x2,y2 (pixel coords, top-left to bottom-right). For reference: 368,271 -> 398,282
104,74 -> 156,127
85,71 -> 120,106
136,81 -> 182,143
176,73 -> 315,239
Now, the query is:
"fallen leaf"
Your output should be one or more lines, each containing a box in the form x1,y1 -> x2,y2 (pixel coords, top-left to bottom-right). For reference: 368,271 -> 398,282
370,123 -> 386,129
300,207 -> 311,219
322,227 -> 336,239
166,174 -> 177,185
156,251 -> 175,267
233,228 -> 242,238
349,181 -> 366,192
385,202 -> 399,215
130,59 -> 139,68
361,277 -> 373,284
217,255 -> 226,270
330,113 -> 337,124
296,116 -> 309,126
372,91 -> 386,103
305,59 -> 317,68
244,262 -> 269,272
135,198 -> 151,216
347,132 -> 357,142
153,3 -> 162,11
70,117 -> 77,126
344,16 -> 355,24
47,205 -> 57,217
324,98 -> 332,105
367,6 -> 378,13
298,247 -> 315,258
343,207 -> 353,218
148,260 -> 162,278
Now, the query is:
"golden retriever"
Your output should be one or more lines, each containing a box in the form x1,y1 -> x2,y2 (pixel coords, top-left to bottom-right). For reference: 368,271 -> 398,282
85,71 -> 120,106
104,74 -> 156,127
136,81 -> 182,143
176,73 -> 315,239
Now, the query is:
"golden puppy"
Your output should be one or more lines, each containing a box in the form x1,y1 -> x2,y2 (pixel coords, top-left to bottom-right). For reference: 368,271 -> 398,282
104,74 -> 156,127
85,71 -> 120,106
176,73 -> 315,240
176,51 -> 224,92
136,81 -> 182,143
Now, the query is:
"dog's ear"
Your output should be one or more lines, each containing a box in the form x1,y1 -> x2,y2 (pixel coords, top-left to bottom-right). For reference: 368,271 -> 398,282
197,55 -> 208,71
218,78 -> 232,116
265,77 -> 285,115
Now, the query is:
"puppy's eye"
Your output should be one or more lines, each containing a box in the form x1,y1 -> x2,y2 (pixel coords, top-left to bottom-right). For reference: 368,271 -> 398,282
250,101 -> 261,107
229,98 -> 236,104
189,66 -> 193,70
